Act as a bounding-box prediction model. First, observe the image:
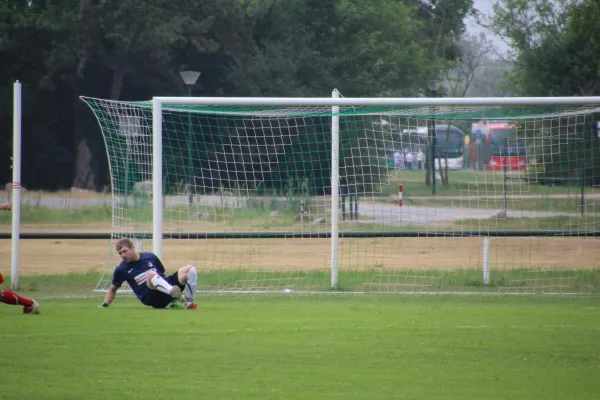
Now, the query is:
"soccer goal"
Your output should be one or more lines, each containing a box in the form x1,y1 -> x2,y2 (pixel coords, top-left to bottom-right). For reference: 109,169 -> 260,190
81,92 -> 600,294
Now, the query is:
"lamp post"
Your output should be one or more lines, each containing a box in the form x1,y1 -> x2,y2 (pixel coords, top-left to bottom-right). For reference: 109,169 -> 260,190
179,70 -> 201,205
427,79 -> 441,196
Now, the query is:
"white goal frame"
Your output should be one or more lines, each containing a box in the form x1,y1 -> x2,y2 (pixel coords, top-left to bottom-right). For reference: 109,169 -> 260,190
149,92 -> 600,290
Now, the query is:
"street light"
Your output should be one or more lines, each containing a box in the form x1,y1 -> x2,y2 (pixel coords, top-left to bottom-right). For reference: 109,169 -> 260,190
427,79 -> 442,196
180,70 -> 201,96
179,70 -> 201,205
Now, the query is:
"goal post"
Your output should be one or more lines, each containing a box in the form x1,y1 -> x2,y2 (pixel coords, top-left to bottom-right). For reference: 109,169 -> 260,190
11,81 -> 22,290
152,98 -> 163,261
330,89 -> 341,289
82,93 -> 600,294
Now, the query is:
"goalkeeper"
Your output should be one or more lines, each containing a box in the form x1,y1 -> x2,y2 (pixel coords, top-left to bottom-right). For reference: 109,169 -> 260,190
0,202 -> 40,314
101,238 -> 198,309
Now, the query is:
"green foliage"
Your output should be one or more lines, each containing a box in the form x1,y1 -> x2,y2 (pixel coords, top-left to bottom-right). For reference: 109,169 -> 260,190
154,111 -> 392,196
411,0 -> 476,62
488,0 -> 600,96
522,118 -> 600,187
379,169 -> 593,198
483,1 -> 600,185
0,205 -> 112,224
2,0 -> 473,190
228,0 -> 473,97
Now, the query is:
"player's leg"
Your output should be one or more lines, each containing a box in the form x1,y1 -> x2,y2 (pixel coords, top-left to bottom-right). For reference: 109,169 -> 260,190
1,289 -> 40,314
182,265 -> 198,309
141,287 -> 176,309
146,271 -> 182,299
167,265 -> 198,309
23,300 -> 40,314
1,289 -> 34,306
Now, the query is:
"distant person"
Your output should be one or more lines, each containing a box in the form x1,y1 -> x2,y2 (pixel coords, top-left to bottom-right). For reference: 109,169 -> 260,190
463,135 -> 471,168
405,151 -> 414,170
100,238 -> 198,310
393,150 -> 403,170
0,202 -> 40,314
416,148 -> 424,170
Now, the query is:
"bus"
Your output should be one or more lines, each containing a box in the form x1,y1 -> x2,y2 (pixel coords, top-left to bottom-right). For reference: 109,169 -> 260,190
471,121 -> 527,170
434,124 -> 466,170
400,124 -> 466,170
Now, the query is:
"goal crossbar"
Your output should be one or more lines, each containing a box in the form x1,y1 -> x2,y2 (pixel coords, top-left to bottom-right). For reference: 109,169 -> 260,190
152,96 -> 600,107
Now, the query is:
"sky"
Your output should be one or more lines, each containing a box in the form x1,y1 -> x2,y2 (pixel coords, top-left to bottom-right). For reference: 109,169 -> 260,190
466,0 -> 511,55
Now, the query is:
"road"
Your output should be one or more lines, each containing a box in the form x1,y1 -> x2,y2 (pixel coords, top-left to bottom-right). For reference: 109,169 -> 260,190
17,191 -> 600,209
358,202 -> 588,227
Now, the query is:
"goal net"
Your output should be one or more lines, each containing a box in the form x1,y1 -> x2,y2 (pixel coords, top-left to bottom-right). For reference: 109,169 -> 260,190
81,94 -> 600,294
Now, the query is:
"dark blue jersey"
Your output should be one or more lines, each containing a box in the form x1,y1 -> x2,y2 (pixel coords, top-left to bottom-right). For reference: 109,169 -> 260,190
112,252 -> 167,302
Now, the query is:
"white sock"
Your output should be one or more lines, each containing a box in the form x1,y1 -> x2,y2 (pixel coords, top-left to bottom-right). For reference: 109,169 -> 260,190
184,266 -> 197,305
150,275 -> 174,295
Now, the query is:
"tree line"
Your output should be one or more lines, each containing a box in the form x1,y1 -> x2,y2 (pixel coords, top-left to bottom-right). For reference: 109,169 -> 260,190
0,0 -> 473,190
1,0 -> 599,191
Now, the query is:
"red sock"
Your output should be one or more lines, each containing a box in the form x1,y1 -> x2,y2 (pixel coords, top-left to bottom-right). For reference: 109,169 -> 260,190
1,290 -> 34,307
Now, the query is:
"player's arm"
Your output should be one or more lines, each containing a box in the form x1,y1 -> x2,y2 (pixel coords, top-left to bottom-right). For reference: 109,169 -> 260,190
101,267 -> 123,307
101,284 -> 118,307
0,202 -> 11,211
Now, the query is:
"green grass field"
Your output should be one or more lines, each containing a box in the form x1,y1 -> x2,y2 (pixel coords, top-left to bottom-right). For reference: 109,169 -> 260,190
1,175 -> 598,399
1,288 -> 599,400
379,169 -> 600,198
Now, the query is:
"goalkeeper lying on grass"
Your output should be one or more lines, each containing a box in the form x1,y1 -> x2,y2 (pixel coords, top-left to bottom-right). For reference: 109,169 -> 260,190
101,238 -> 198,310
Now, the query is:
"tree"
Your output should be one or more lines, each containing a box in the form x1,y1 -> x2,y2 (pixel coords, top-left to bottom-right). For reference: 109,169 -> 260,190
466,57 -> 513,97
412,0 -> 477,75
484,0 -> 600,96
444,34 -> 496,97
0,0 -> 77,190
47,0 -> 250,189
411,0 -> 475,188
0,0 -> 476,191
485,0 -> 600,186
229,0 -> 455,97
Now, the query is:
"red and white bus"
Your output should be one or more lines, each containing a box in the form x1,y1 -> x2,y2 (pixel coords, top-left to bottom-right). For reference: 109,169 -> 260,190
471,121 -> 527,170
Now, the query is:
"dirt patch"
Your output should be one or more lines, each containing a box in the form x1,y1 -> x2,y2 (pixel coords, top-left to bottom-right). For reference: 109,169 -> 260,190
1,232 -> 598,277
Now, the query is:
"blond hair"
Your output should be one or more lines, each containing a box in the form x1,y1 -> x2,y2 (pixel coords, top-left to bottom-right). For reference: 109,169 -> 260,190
115,237 -> 134,251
